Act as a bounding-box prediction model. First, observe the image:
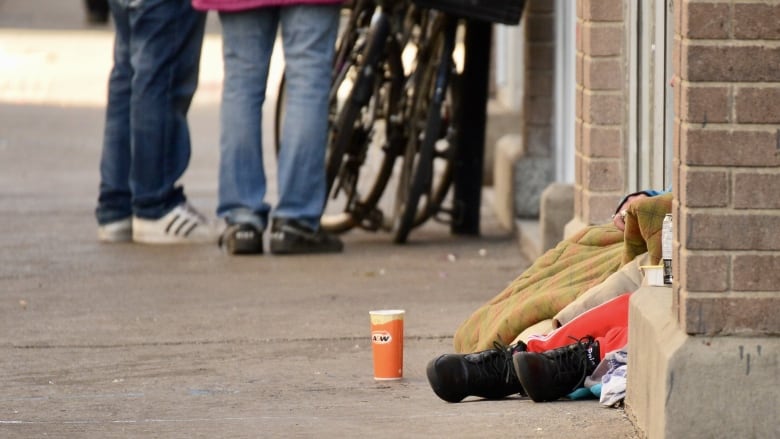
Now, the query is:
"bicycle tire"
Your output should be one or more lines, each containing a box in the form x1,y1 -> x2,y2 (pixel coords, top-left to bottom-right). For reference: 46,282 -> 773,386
392,14 -> 459,243
321,7 -> 406,233
322,54 -> 398,233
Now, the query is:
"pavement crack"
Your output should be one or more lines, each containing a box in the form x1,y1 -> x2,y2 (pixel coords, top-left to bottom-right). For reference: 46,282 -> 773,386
5,334 -> 454,350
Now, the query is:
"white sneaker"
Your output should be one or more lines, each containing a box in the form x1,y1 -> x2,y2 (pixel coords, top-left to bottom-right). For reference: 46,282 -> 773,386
132,203 -> 216,244
97,217 -> 132,243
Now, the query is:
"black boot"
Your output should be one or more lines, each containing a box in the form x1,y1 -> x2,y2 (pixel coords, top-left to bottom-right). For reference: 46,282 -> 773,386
426,341 -> 526,403
512,336 -> 600,402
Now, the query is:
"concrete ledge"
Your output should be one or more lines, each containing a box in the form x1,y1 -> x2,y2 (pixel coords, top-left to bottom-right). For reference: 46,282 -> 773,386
516,183 -> 573,261
539,183 -> 573,253
515,218 -> 541,261
626,287 -> 780,439
485,100 -> 521,186
493,133 -> 524,231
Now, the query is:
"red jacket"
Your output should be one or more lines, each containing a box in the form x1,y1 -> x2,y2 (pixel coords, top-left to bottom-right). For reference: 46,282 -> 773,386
192,0 -> 342,11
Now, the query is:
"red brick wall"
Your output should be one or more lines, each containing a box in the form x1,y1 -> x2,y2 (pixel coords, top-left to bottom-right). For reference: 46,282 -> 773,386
574,0 -> 628,225
675,0 -> 780,335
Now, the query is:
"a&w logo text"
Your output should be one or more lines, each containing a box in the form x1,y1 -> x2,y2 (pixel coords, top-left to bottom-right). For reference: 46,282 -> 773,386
372,331 -> 392,344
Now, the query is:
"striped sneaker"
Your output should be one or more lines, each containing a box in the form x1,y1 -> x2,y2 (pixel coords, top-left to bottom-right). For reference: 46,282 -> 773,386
132,202 -> 216,244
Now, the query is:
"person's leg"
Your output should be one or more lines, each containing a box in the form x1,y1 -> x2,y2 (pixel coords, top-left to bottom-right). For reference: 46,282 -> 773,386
215,8 -> 278,254
514,335 -> 601,402
426,291 -> 631,403
510,293 -> 630,402
274,4 -> 339,228
128,0 -> 206,220
117,0 -> 215,244
525,292 -> 631,360
268,4 -> 343,255
596,326 -> 627,359
96,0 -> 132,241
216,8 -> 276,230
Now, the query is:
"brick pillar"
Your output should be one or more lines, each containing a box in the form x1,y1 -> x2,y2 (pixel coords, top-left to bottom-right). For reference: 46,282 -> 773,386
675,0 -> 780,335
573,0 -> 628,226
511,0 -> 555,219
524,0 -> 554,160
627,3 -> 779,436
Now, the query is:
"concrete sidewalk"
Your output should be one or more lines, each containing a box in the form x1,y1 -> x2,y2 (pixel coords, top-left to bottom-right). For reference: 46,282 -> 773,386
0,2 -> 639,437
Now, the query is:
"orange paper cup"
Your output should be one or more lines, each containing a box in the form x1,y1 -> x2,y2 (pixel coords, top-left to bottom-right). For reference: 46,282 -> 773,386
369,309 -> 405,380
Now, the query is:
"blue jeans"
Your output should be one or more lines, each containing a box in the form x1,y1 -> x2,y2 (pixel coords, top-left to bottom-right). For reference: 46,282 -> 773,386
217,5 -> 339,231
96,0 -> 206,224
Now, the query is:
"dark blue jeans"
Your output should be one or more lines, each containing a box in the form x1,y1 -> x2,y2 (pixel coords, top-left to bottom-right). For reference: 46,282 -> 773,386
96,0 -> 206,224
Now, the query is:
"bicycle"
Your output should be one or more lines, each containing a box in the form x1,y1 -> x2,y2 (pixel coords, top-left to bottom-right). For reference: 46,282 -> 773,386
275,0 -> 525,241
321,0 -> 426,233
390,0 -> 527,243
321,0 -> 472,241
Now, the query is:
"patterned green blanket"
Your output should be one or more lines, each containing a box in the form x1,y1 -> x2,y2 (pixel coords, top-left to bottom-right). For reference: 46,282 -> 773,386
453,193 -> 673,353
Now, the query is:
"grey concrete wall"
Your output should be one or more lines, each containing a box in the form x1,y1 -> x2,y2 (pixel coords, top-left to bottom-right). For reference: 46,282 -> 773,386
626,287 -> 780,439
513,156 -> 553,218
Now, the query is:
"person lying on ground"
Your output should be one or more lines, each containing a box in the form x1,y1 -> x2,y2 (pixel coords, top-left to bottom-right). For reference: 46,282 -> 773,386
425,187 -> 671,404
427,289 -> 633,404
453,189 -> 671,354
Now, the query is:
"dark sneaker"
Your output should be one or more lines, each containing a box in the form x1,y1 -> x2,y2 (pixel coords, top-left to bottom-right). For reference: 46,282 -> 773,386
219,222 -> 264,255
269,219 -> 343,255
426,341 -> 527,403
512,336 -> 600,402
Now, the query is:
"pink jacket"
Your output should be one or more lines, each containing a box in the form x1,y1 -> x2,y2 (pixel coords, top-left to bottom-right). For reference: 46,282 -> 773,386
192,0 -> 342,11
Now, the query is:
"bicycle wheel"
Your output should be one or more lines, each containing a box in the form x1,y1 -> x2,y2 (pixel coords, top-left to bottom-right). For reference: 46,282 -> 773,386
321,7 -> 407,233
392,14 -> 459,243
